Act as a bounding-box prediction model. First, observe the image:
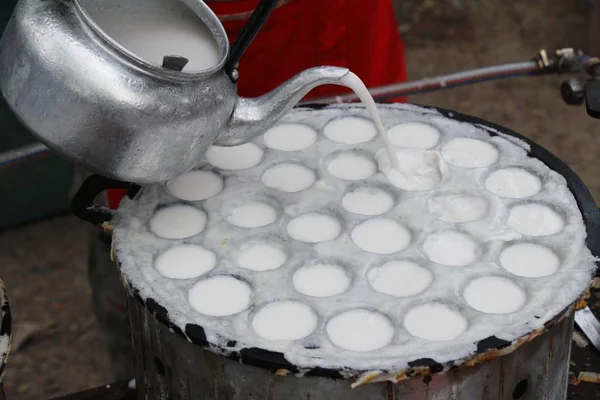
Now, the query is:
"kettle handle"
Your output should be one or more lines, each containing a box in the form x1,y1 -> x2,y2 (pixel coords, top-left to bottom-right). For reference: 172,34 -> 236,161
71,175 -> 140,227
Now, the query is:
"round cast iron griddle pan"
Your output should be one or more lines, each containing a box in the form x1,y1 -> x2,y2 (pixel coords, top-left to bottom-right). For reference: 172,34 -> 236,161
71,104 -> 600,379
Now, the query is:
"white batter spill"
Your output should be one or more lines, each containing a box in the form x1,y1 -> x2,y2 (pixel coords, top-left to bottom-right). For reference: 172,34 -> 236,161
81,0 -> 221,71
205,143 -> 264,170
351,218 -> 411,254
324,117 -> 377,144
155,244 -> 216,279
342,187 -> 395,216
237,242 -> 287,272
262,163 -> 316,193
252,301 -> 318,341
404,303 -> 468,341
326,309 -> 394,352
506,203 -> 564,236
499,242 -> 560,277
188,276 -> 252,317
463,276 -> 527,314
428,193 -> 488,223
422,230 -> 478,266
376,148 -> 445,191
328,152 -> 376,180
387,122 -> 441,149
368,261 -> 433,297
263,123 -> 317,151
225,201 -> 278,228
167,170 -> 223,201
114,104 -> 596,375
485,168 -> 542,199
287,213 -> 342,243
293,263 -> 351,297
149,204 -> 207,239
441,138 -> 499,168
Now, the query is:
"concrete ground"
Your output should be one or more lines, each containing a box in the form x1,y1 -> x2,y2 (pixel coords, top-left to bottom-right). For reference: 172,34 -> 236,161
2,0 -> 600,398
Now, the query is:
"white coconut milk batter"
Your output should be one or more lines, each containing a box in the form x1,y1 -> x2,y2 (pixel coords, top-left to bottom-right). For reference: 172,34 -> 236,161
323,117 -> 377,144
441,138 -> 499,168
326,309 -> 394,352
428,193 -> 488,223
368,260 -> 433,297
506,203 -> 564,236
205,143 -> 264,170
485,168 -> 542,199
463,276 -> 526,314
263,123 -> 317,151
404,303 -> 468,341
262,163 -> 316,193
287,213 -> 342,243
167,170 -> 223,201
339,73 -> 399,169
328,153 -> 376,180
499,242 -> 560,277
342,187 -> 395,216
225,201 -> 278,228
293,263 -> 351,297
114,104 -> 596,375
155,244 -> 216,279
252,301 -> 318,341
149,204 -> 207,239
237,242 -> 287,272
81,0 -> 221,71
376,148 -> 445,191
188,276 -> 252,317
387,122 -> 441,149
351,218 -> 411,255
422,230 -> 478,266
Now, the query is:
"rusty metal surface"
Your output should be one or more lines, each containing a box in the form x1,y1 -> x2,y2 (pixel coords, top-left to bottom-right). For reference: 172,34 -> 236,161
0,279 -> 11,386
128,292 -> 574,400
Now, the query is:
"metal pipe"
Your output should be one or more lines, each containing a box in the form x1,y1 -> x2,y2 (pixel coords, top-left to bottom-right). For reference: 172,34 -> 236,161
0,142 -> 49,170
303,61 -> 543,104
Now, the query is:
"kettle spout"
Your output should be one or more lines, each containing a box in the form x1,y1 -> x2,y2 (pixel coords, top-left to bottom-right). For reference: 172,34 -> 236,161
215,66 -> 350,146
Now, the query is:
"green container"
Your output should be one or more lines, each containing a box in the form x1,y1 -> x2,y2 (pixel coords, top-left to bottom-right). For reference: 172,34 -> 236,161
0,0 -> 74,229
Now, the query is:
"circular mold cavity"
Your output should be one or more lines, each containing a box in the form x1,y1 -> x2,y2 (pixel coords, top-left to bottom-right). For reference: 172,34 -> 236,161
368,260 -> 433,297
263,123 -> 317,151
167,170 -> 223,201
293,263 -> 351,297
287,213 -> 342,243
237,241 -> 287,272
327,152 -> 377,181
387,122 -> 441,149
188,275 -> 252,317
262,163 -> 316,193
252,301 -> 318,341
506,203 -> 564,236
428,192 -> 489,223
463,276 -> 527,314
326,309 -> 394,352
441,138 -> 499,168
499,242 -> 560,277
342,186 -> 395,216
155,244 -> 216,279
205,143 -> 264,170
323,116 -> 377,144
351,218 -> 411,255
422,230 -> 478,266
485,168 -> 542,199
149,204 -> 207,239
404,303 -> 468,341
376,148 -> 445,191
224,200 -> 278,228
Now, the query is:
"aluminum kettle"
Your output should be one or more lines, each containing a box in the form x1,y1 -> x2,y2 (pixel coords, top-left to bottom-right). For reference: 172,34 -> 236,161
0,0 -> 349,183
